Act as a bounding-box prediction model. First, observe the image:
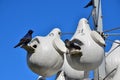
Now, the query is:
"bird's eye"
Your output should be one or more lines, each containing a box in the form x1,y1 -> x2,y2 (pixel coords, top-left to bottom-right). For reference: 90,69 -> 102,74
33,44 -> 37,48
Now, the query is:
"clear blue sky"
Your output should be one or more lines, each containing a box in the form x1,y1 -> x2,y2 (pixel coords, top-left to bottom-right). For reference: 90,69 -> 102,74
0,0 -> 120,80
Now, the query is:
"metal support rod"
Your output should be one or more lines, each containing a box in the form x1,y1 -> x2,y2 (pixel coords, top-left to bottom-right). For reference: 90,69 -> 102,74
92,0 -> 106,80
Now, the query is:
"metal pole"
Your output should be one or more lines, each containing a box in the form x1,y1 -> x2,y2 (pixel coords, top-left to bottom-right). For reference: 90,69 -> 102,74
92,0 -> 103,32
92,0 -> 106,80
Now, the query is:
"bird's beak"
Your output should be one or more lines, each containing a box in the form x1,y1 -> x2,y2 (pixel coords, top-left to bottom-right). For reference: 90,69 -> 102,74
21,44 -> 35,53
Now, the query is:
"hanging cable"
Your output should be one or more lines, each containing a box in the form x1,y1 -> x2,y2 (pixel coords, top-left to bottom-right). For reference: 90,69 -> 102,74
106,39 -> 120,45
105,33 -> 120,36
103,68 -> 117,80
61,32 -> 74,35
103,27 -> 120,33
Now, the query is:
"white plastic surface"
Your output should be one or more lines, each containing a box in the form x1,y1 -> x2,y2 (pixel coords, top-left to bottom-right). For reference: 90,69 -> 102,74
91,31 -> 105,46
66,18 -> 104,71
106,40 -> 120,80
24,28 -> 64,77
53,38 -> 67,54
62,53 -> 85,79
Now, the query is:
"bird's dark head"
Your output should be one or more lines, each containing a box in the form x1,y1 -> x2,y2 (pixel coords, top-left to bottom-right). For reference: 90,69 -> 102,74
28,30 -> 34,34
64,39 -> 70,48
64,39 -> 69,44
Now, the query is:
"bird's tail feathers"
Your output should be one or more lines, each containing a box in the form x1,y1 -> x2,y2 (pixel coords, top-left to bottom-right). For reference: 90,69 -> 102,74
14,43 -> 21,48
14,45 -> 19,48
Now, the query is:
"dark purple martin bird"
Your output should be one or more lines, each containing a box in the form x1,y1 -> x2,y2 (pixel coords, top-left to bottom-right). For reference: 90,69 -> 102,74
64,39 -> 81,50
14,30 -> 33,48
84,0 -> 93,8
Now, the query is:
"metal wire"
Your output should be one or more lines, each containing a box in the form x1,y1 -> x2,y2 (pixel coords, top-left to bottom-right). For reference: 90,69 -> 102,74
103,68 -> 117,80
61,32 -> 74,35
105,33 -> 120,36
103,27 -> 120,33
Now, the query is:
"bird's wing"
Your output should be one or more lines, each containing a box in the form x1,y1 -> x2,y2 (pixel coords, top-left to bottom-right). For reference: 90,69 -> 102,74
71,39 -> 83,45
